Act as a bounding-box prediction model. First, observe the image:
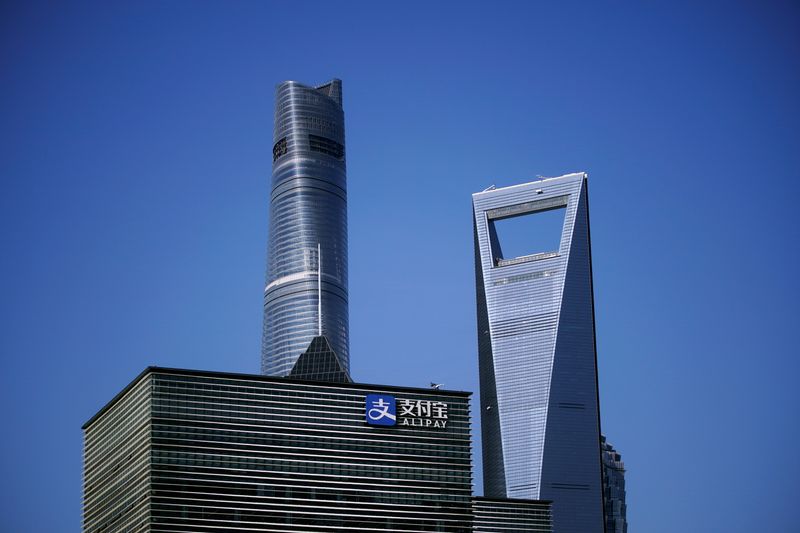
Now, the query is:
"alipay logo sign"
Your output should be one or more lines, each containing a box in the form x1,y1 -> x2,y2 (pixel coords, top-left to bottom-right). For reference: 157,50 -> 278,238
365,394 -> 397,426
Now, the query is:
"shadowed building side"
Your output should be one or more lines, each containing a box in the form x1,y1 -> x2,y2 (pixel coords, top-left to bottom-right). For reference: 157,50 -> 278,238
262,79 -> 349,377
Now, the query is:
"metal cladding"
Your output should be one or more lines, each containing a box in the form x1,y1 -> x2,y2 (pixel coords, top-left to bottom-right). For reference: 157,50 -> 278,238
83,367 -> 473,532
472,173 -> 605,533
262,79 -> 349,377
472,497 -> 552,532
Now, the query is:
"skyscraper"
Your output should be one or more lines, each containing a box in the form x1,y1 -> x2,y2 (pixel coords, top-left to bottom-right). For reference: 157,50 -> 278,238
262,79 -> 349,377
472,173 -> 604,533
601,435 -> 628,533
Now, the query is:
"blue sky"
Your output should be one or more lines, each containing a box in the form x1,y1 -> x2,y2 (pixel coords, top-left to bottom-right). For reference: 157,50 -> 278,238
1,1 -> 798,531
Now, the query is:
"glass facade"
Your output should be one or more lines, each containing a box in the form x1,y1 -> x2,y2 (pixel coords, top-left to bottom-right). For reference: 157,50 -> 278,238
262,79 -> 349,377
83,367 -> 473,532
83,374 -> 152,532
601,435 -> 628,533
472,173 -> 605,533
287,335 -> 352,383
472,497 -> 552,532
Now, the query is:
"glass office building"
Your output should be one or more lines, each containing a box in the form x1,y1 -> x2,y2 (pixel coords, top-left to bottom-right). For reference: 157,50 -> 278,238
472,173 -> 604,533
262,79 -> 349,377
83,367 -> 474,532
472,497 -> 552,532
601,435 -> 628,533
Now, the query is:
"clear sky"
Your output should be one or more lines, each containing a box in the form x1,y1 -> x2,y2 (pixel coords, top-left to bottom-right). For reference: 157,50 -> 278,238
1,1 -> 798,531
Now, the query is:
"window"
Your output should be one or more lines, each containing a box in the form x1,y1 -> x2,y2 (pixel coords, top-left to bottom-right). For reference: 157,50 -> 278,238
273,138 -> 288,162
308,134 -> 344,159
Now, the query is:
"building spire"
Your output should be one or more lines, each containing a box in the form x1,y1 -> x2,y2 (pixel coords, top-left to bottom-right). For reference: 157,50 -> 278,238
318,242 -> 322,336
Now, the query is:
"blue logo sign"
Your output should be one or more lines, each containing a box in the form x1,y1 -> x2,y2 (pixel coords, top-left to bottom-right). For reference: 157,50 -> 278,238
365,394 -> 396,426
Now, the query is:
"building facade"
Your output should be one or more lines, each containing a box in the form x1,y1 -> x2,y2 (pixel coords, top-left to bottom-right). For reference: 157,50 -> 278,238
262,79 -> 349,377
472,173 -> 605,533
83,367 -> 475,533
287,335 -> 352,383
602,435 -> 628,533
472,497 -> 552,532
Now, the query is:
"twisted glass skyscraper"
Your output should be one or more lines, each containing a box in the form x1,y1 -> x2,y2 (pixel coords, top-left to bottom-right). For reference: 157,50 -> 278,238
473,173 -> 604,533
261,79 -> 349,376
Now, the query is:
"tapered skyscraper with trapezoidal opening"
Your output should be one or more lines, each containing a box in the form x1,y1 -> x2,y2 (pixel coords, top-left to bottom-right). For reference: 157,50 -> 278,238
261,79 -> 349,377
473,173 -> 605,533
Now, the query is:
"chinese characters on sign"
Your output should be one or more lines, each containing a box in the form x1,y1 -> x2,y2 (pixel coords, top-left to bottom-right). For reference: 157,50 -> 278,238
365,394 -> 448,429
398,398 -> 449,428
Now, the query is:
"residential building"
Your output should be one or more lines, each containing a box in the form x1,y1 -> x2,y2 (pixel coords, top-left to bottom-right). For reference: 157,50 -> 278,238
472,173 -> 605,532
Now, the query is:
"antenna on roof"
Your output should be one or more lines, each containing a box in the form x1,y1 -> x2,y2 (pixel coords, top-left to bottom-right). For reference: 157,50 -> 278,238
318,243 -> 322,337
483,185 -> 496,192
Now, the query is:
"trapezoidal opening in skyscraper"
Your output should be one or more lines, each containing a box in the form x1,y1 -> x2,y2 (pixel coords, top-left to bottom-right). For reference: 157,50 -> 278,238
486,195 -> 568,267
